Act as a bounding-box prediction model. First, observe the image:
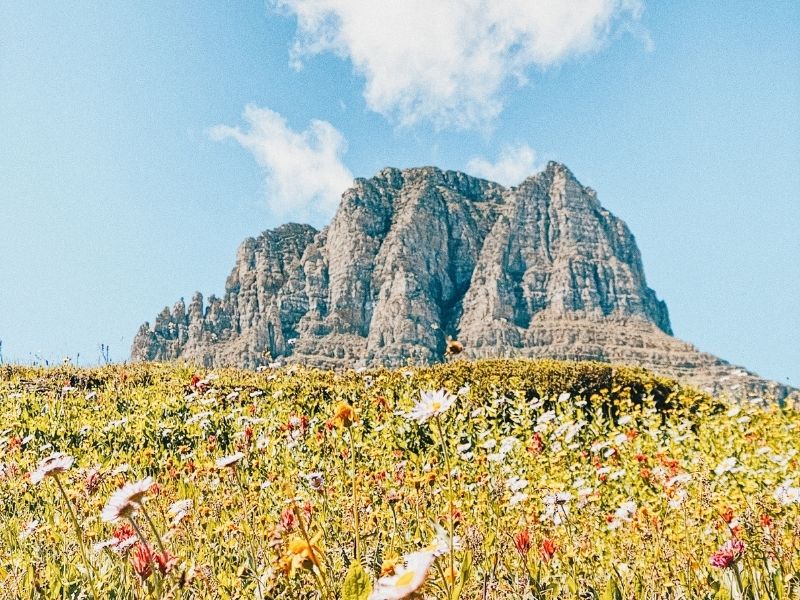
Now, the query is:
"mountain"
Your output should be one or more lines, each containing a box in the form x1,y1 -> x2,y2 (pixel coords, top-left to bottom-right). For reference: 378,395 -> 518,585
131,162 -> 796,402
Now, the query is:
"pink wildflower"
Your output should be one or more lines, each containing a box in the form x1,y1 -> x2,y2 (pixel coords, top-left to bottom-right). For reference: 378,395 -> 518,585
710,538 -> 745,569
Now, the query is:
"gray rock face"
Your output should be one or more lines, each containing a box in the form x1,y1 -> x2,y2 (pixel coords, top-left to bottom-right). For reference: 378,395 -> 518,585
133,223 -> 318,367
131,162 -> 797,402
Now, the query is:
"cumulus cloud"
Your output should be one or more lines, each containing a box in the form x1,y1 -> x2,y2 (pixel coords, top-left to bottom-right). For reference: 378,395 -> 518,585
467,144 -> 541,186
277,0 -> 644,129
210,105 -> 353,226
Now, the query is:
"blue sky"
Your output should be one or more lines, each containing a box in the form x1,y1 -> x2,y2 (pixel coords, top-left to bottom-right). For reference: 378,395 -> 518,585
0,1 -> 798,386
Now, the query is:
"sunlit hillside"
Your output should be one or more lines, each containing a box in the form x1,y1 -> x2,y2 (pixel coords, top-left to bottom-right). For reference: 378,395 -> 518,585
1,360 -> 798,599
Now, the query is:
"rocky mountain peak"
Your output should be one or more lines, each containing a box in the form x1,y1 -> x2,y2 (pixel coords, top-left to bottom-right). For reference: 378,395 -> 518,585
131,164 -> 796,403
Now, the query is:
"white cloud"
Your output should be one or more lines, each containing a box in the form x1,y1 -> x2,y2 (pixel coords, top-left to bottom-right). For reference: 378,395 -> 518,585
277,0 -> 644,129
210,105 -> 353,226
466,144 -> 541,186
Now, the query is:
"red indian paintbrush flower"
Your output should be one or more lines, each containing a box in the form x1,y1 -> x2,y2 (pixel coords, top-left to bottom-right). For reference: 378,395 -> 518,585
540,538 -> 557,562
514,528 -> 531,555
130,543 -> 178,581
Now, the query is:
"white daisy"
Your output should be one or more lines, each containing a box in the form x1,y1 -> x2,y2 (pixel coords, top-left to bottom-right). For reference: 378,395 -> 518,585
773,480 -> 800,505
714,457 -> 738,476
92,538 -> 121,553
111,463 -> 130,475
115,534 -> 139,553
576,487 -> 594,508
171,512 -> 191,527
541,492 -> 572,525
423,524 -> 463,557
609,469 -> 626,481
19,519 -> 39,540
506,476 -> 528,493
215,452 -> 245,469
666,473 -> 692,488
168,499 -> 193,517
614,500 -> 637,521
30,452 -> 74,484
608,501 -> 637,530
369,551 -> 435,600
305,472 -> 325,491
564,420 -> 586,443
406,389 -> 457,423
499,436 -> 518,455
543,491 -> 572,506
537,410 -> 556,425
509,492 -> 528,507
101,476 -> 153,522
668,488 -> 688,510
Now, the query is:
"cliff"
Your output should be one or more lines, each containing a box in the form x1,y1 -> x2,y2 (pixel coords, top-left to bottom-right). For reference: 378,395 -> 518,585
131,162 -> 797,402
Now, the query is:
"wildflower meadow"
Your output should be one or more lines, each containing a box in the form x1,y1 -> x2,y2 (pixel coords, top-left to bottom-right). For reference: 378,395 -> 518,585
0,360 -> 798,599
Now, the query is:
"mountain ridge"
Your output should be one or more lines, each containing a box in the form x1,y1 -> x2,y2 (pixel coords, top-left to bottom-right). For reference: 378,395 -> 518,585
131,162 -> 797,402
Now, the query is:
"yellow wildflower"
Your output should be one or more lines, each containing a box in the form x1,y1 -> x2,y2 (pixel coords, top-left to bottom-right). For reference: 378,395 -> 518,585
331,402 -> 356,428
380,555 -> 401,576
280,533 -> 324,578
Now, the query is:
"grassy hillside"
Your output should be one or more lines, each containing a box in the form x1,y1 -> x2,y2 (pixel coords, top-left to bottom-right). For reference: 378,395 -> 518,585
0,359 -> 798,599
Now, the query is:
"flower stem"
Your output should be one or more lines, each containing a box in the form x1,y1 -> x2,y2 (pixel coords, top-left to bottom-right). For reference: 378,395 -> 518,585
234,467 -> 265,597
127,516 -> 164,596
348,428 -> 361,562
388,503 -> 398,558
53,475 -> 98,600
732,562 -> 745,599
141,505 -> 167,557
127,516 -> 149,549
434,415 -> 455,598
292,501 -> 332,600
